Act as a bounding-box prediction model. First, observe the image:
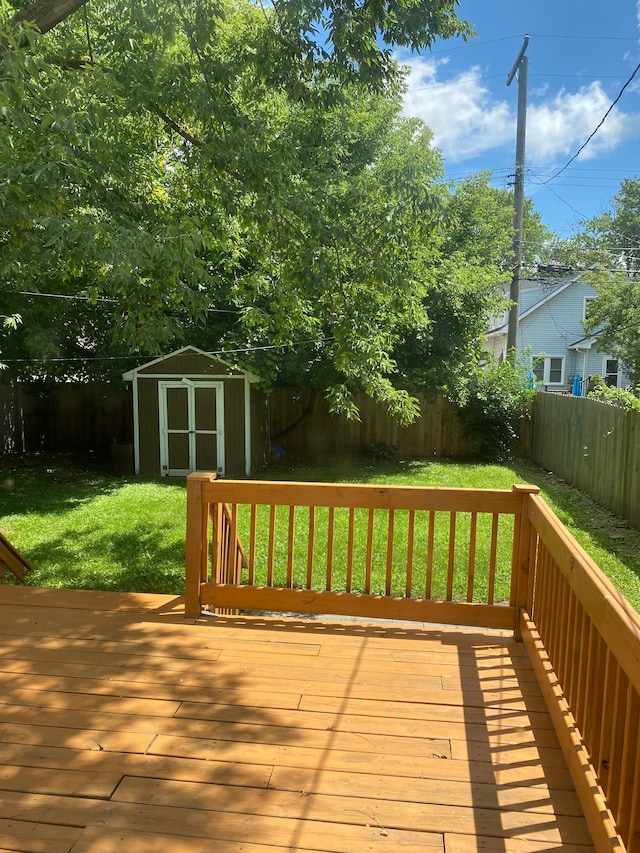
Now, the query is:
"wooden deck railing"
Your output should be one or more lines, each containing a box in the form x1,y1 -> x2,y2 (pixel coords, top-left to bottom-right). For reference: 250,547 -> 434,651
521,493 -> 640,853
185,473 -> 640,852
185,474 -> 539,630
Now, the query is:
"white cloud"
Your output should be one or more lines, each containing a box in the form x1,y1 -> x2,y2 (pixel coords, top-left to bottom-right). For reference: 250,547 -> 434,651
527,82 -> 637,162
400,56 -> 512,161
401,57 -> 640,166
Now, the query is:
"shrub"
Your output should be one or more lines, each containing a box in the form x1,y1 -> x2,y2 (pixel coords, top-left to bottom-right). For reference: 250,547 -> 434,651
588,383 -> 640,411
453,356 -> 535,460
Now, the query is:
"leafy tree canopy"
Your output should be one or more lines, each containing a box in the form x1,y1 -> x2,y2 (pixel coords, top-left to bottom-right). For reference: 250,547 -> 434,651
574,178 -> 640,387
392,173 -> 552,398
1,0 -> 479,421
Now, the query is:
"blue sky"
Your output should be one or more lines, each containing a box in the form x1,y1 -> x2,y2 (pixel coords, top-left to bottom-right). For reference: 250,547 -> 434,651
397,1 -> 640,237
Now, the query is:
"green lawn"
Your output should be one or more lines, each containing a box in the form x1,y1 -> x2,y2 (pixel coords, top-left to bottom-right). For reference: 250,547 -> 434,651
1,453 -> 639,609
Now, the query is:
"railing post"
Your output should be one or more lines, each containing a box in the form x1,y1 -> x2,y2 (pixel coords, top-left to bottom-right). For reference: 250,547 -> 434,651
511,484 -> 540,640
185,472 -> 217,619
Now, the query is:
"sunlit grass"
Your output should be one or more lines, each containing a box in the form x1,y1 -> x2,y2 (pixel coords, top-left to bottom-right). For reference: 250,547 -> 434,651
1,453 -> 638,610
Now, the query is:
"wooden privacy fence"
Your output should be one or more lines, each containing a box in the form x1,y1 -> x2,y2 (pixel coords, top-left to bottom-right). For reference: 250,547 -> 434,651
269,387 -> 477,457
531,392 -> 640,529
185,473 -> 640,852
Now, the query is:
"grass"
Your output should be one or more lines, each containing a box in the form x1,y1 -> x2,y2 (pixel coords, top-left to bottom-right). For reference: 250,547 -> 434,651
1,451 -> 639,610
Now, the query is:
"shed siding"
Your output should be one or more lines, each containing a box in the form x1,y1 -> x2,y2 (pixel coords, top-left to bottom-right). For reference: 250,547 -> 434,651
137,353 -> 243,377
223,380 -> 246,477
138,379 -> 161,476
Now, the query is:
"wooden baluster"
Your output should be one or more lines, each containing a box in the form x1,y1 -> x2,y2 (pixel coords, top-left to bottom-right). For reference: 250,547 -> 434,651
425,510 -> 435,599
287,505 -> 295,588
446,512 -> 456,601
466,511 -> 477,602
385,509 -> 395,596
607,666 -> 630,816
365,508 -> 374,595
487,513 -> 499,605
625,719 -> 640,852
326,507 -> 335,591
406,509 -> 415,598
267,504 -> 277,587
346,507 -> 355,594
617,685 -> 639,843
597,652 -> 616,797
307,506 -> 315,590
248,504 -> 257,585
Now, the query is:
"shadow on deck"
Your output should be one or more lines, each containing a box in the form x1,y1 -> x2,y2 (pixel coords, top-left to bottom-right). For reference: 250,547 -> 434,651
0,586 -> 594,852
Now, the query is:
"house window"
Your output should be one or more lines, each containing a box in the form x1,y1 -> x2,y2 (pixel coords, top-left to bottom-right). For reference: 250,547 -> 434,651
604,358 -> 619,387
584,297 -> 596,322
533,355 -> 565,385
548,357 -> 563,384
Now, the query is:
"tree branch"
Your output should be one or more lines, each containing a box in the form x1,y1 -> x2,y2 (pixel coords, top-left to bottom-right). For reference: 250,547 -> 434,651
14,0 -> 87,34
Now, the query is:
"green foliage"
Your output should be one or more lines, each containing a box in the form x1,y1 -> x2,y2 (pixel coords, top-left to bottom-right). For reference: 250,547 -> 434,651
564,178 -> 640,386
0,0 -> 469,420
441,171 -> 552,270
453,356 -> 535,460
588,382 -> 640,411
0,1 -> 548,423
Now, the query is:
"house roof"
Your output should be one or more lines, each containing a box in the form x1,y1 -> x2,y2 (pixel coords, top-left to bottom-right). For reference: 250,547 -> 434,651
486,274 -> 582,338
568,330 -> 602,351
122,345 -> 260,382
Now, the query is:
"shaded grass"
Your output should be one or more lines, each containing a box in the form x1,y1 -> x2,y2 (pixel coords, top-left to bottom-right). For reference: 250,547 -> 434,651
1,455 -> 186,594
1,452 -> 639,610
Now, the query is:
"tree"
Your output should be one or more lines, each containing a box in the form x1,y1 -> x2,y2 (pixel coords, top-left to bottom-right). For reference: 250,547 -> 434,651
1,0 -> 471,420
440,172 -> 551,271
578,178 -> 640,386
392,173 -> 552,398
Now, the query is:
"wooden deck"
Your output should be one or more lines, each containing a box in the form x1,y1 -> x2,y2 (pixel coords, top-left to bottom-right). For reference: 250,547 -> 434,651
0,586 -> 595,852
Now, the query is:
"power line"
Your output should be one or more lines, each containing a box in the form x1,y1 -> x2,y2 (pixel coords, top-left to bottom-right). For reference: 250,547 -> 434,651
11,291 -> 241,314
426,32 -> 634,60
542,61 -> 640,185
1,337 -> 336,364
527,169 -> 589,220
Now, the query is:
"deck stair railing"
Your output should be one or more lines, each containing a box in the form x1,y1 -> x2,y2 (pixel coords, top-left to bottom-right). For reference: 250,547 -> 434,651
185,473 -> 640,853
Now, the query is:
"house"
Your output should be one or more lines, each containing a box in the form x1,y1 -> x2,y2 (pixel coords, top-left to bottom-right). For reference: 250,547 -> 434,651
484,274 -> 630,392
122,346 -> 269,477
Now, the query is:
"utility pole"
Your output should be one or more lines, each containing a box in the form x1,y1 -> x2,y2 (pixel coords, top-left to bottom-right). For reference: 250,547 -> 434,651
506,35 -> 529,361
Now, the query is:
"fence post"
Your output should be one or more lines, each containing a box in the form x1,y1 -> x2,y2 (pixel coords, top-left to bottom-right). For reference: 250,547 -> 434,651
511,484 -> 540,640
185,473 -> 216,619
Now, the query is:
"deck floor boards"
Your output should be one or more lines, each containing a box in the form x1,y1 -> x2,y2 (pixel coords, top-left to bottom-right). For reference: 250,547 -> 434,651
0,587 -> 594,852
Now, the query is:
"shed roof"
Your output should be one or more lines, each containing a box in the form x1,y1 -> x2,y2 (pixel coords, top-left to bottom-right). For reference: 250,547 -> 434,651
122,346 -> 259,382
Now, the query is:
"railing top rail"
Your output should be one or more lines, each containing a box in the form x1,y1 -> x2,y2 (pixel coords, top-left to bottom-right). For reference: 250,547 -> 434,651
528,491 -> 640,692
191,477 -> 533,514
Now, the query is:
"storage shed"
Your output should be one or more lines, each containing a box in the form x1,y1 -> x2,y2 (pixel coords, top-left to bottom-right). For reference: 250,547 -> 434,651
122,347 -> 268,477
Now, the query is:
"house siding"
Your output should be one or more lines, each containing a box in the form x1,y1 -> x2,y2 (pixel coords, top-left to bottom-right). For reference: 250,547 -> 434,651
486,277 -> 630,390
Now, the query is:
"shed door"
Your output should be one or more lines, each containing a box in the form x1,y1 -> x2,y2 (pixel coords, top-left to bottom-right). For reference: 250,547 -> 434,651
159,381 -> 225,477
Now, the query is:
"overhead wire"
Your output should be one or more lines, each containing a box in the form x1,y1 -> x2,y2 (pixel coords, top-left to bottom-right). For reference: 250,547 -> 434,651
541,61 -> 640,185
0,337 -> 337,365
11,290 -> 241,314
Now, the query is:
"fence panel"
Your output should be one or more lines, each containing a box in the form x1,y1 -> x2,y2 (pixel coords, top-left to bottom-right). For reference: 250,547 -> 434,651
270,387 -> 476,458
531,392 -> 640,528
